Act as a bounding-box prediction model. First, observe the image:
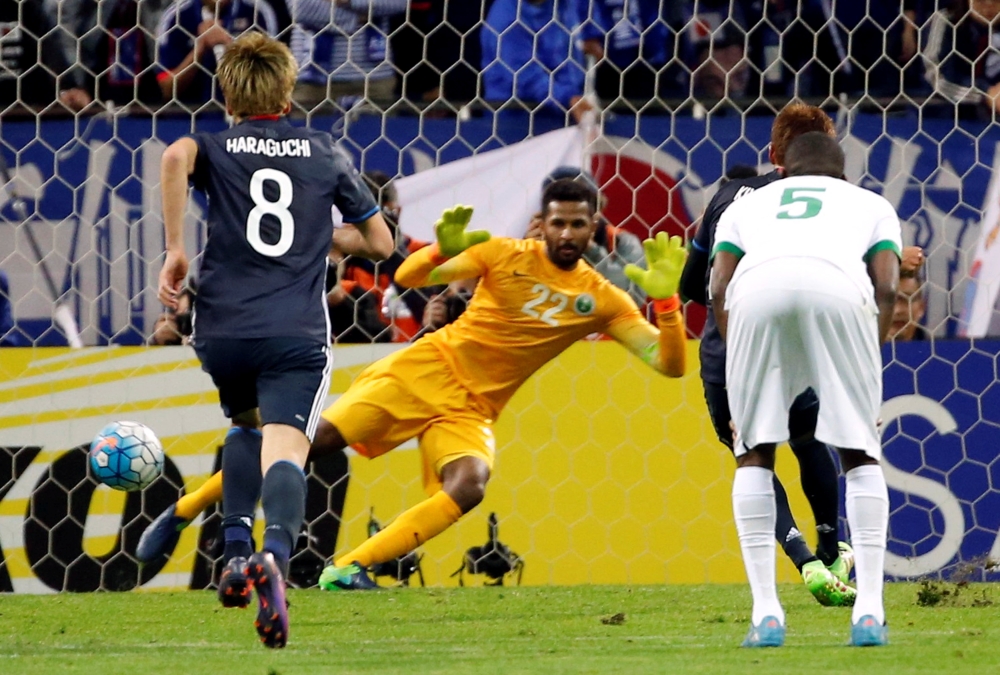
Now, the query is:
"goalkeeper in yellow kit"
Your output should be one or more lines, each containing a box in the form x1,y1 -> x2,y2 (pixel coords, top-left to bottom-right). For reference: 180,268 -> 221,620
138,178 -> 687,588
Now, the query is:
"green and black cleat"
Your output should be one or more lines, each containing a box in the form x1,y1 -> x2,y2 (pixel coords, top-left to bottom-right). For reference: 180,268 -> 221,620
318,561 -> 379,590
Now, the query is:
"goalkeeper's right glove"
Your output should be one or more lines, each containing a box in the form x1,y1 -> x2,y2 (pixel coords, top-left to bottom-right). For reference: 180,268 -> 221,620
434,205 -> 491,257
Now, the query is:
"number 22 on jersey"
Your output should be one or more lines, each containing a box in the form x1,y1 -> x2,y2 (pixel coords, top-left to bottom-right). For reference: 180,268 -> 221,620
247,168 -> 294,257
521,283 -> 568,327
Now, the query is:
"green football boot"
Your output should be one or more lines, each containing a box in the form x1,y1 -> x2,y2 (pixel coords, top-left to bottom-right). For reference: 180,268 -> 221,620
802,560 -> 856,607
827,541 -> 855,586
318,561 -> 379,591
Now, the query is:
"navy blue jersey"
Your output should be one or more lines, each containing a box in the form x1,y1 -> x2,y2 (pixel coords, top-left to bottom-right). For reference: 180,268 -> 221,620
688,170 -> 781,384
189,117 -> 378,342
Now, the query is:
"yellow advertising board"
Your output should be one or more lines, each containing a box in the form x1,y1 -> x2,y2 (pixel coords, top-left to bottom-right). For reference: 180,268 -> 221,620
0,343 -> 815,592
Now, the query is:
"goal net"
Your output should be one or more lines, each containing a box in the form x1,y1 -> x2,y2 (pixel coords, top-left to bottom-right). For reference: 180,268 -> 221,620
0,1 -> 998,592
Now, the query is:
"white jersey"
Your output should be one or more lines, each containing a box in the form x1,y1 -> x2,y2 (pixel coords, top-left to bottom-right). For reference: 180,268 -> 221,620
716,175 -> 901,458
712,175 -> 902,302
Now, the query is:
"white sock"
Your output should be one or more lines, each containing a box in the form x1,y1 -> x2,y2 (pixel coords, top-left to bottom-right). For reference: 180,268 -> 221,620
846,464 -> 889,625
733,466 -> 784,626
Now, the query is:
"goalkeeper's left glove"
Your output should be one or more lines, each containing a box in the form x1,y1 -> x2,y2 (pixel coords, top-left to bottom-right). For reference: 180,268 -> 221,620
434,205 -> 491,257
623,232 -> 687,300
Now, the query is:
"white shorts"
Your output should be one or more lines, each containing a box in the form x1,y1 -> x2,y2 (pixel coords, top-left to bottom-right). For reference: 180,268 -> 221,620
725,260 -> 883,459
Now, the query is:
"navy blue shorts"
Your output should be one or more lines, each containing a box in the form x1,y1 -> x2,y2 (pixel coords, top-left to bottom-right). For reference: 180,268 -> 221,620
703,380 -> 819,450
194,337 -> 331,440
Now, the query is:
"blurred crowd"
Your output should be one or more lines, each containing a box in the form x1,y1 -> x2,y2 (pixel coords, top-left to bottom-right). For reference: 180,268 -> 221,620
1,1 -> 997,117
0,0 -> 951,347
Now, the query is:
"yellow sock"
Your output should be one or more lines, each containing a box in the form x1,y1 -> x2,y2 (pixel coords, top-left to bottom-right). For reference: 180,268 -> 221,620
175,470 -> 224,521
335,491 -> 463,568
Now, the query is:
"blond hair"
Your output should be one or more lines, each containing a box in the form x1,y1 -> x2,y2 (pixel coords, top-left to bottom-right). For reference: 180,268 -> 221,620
770,103 -> 836,166
217,32 -> 297,118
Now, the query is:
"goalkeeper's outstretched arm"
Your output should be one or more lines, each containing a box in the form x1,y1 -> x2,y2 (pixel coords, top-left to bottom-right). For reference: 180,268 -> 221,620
605,299 -> 686,378
394,244 -> 484,288
395,205 -> 491,288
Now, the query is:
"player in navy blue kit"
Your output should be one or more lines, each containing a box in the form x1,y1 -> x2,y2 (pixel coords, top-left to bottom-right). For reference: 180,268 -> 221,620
157,32 -> 393,648
680,104 -> 857,606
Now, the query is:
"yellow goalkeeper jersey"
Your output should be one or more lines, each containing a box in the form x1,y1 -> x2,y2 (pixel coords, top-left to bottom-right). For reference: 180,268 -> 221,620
396,237 -> 685,419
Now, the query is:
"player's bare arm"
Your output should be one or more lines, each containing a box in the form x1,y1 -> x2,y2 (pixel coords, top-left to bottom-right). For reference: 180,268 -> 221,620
332,211 -> 395,261
158,137 -> 199,309
709,249 -> 739,340
395,205 -> 491,288
868,248 -> 900,343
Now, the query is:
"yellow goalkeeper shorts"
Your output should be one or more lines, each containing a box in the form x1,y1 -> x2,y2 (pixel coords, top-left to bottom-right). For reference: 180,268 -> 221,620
321,340 -> 496,494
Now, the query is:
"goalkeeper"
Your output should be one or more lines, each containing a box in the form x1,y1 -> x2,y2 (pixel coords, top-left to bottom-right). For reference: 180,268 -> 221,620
139,179 -> 687,588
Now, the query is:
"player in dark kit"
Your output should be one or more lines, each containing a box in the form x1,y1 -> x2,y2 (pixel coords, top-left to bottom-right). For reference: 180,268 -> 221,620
157,32 -> 393,648
680,104 -> 856,606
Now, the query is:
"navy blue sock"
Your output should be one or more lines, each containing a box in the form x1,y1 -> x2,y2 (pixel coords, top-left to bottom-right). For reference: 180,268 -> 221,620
261,460 -> 307,576
773,475 -> 817,571
221,426 -> 262,562
790,437 -> 841,566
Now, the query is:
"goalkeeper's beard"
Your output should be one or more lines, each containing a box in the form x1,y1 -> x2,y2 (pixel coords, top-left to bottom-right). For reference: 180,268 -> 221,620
549,242 -> 584,269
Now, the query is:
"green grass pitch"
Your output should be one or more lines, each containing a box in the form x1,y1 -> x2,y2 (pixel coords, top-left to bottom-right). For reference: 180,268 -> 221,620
2,583 -> 997,674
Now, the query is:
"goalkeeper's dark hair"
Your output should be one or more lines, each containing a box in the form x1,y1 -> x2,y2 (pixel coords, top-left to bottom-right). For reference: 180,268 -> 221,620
784,132 -> 845,179
541,178 -> 597,215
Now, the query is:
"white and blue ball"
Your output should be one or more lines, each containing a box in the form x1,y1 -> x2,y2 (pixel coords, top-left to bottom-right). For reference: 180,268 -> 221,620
89,421 -> 164,491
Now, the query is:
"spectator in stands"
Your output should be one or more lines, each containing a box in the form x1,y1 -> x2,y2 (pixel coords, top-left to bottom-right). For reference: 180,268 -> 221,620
819,4 -> 916,98
156,0 -> 282,106
684,14 -> 749,101
760,0 -> 848,99
525,166 -> 647,305
418,280 -> 473,335
292,0 -> 407,116
900,1 -> 928,93
0,2 -> 92,113
921,0 -> 1000,113
58,0 -> 169,107
60,0 -> 294,107
903,1 -> 921,65
480,0 -> 592,122
391,0 -> 483,106
326,247 -> 392,343
334,171 -> 430,342
581,0 -> 668,104
889,270 -> 929,341
0,270 -> 26,346
149,284 -> 196,345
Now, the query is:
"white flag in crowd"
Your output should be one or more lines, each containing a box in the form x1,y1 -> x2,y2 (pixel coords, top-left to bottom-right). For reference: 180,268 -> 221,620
395,126 -> 584,243
960,152 -> 1000,337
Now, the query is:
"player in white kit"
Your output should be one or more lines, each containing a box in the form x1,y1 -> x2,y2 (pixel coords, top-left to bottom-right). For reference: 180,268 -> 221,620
710,132 -> 901,648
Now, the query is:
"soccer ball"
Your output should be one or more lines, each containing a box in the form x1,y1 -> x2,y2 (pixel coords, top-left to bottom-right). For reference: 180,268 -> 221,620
89,421 -> 164,491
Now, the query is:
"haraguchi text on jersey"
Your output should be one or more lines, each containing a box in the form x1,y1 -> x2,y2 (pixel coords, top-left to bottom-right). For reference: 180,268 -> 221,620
226,137 -> 312,158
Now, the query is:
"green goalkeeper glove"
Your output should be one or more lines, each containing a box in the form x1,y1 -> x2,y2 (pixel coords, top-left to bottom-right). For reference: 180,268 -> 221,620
434,205 -> 491,257
623,232 -> 688,300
